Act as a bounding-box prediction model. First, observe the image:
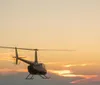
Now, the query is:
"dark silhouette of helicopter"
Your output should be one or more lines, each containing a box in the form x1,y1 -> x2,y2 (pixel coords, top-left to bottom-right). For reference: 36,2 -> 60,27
0,46 -> 75,79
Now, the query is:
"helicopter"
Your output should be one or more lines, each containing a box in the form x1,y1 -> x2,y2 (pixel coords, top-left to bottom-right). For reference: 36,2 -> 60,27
0,46 -> 75,79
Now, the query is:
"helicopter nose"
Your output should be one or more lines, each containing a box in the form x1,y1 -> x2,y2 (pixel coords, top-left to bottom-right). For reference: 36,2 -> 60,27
42,70 -> 47,75
43,71 -> 47,75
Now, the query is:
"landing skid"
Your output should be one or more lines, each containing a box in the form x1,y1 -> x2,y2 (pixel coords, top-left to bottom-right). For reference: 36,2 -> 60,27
39,75 -> 50,79
25,74 -> 50,80
26,74 -> 34,80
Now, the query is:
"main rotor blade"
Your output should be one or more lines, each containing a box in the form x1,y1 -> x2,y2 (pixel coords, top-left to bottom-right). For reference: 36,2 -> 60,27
0,46 -> 75,51
0,46 -> 15,49
0,46 -> 34,50
38,49 -> 75,51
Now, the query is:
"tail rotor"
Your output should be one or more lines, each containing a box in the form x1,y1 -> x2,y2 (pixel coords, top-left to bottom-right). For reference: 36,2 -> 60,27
15,47 -> 18,65
12,56 -> 20,65
12,56 -> 26,65
12,47 -> 26,65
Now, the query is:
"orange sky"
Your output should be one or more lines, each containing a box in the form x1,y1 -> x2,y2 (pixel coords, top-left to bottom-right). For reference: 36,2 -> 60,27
0,0 -> 100,84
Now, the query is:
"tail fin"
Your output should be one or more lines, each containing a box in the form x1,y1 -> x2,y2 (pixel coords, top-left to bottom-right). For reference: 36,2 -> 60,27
15,47 -> 18,64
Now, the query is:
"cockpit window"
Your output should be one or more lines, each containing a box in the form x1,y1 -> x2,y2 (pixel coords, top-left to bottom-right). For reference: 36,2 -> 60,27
42,64 -> 45,68
35,63 -> 45,67
38,63 -> 45,68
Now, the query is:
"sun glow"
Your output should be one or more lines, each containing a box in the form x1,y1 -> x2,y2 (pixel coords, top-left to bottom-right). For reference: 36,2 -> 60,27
64,63 -> 92,68
49,69 -> 98,84
49,70 -> 72,75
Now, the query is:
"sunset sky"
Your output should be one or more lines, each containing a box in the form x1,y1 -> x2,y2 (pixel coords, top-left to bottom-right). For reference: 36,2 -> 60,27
0,0 -> 100,85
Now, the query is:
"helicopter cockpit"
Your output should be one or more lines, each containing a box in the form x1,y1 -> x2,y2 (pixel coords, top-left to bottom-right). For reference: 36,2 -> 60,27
33,63 -> 46,72
37,63 -> 46,68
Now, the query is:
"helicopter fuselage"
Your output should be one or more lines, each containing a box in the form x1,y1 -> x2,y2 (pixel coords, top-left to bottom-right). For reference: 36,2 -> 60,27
16,57 -> 47,75
28,63 -> 47,75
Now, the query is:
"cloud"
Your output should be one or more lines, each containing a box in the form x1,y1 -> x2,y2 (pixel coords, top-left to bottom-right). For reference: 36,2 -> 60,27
0,52 -> 30,63
71,76 -> 100,84
0,53 -> 12,56
49,70 -> 72,75
64,63 -> 97,68
0,68 -> 27,76
0,67 -> 99,84
64,64 -> 87,67
48,69 -> 98,84
0,55 -> 100,84
0,57 -> 14,62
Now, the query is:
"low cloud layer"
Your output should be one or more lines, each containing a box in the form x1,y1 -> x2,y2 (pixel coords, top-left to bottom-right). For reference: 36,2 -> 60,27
0,68 -> 27,76
0,54 -> 100,84
49,69 -> 98,84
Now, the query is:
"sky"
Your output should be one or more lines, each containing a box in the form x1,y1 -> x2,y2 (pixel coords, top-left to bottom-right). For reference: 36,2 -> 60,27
0,0 -> 100,85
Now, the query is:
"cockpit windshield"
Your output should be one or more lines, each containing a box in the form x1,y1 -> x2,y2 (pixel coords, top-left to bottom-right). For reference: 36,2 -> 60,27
35,63 -> 46,68
38,63 -> 45,68
41,64 -> 45,68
